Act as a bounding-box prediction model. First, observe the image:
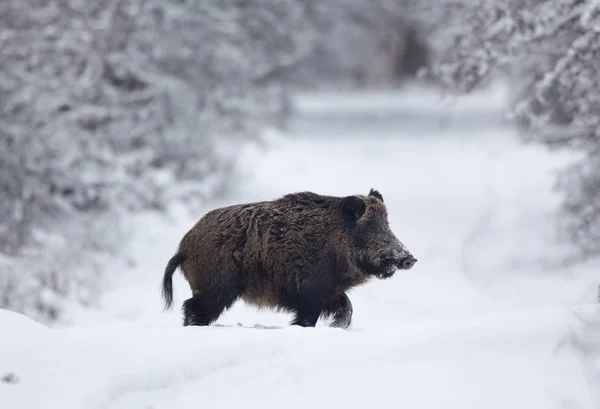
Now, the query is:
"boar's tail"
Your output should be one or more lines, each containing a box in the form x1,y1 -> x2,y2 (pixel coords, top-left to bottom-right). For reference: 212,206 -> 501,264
162,252 -> 185,310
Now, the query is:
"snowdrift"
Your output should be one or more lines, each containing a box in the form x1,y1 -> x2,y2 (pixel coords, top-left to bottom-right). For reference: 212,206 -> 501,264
2,306 -> 599,409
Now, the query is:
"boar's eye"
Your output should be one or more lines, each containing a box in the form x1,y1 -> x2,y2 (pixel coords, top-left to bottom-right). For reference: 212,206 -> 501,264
341,195 -> 366,225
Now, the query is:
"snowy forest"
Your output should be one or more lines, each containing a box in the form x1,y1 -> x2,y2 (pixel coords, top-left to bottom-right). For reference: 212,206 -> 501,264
0,0 -> 434,321
2,0 -> 598,322
2,1 -> 600,408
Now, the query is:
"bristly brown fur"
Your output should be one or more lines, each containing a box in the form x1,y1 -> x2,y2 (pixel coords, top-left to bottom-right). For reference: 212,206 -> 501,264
161,188 -> 415,328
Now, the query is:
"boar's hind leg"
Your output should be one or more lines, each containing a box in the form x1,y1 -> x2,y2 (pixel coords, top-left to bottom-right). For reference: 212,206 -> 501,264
182,284 -> 241,326
322,293 -> 353,329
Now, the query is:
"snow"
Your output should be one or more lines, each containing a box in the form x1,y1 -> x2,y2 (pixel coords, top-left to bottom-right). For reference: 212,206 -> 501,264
1,305 -> 598,409
2,82 -> 599,408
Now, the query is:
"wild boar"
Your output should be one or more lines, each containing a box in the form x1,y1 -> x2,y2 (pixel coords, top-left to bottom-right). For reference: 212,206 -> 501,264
161,188 -> 417,329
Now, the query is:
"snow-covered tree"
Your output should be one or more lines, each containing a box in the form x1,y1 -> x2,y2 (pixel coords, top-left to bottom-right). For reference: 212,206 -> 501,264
429,0 -> 600,260
288,0 -> 432,89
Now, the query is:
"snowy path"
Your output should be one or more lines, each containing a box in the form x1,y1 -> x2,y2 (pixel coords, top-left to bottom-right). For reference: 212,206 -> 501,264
3,84 -> 599,409
61,84 -> 598,329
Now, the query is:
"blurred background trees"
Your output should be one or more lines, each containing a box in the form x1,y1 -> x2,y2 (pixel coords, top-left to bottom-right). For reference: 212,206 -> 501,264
1,0 -> 598,323
432,0 -> 600,262
0,0 -> 431,322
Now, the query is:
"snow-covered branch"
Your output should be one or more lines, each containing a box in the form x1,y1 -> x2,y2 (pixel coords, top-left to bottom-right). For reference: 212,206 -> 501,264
430,0 -> 600,259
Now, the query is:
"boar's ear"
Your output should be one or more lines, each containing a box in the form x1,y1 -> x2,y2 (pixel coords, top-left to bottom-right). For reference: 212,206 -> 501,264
369,188 -> 383,202
341,195 -> 366,225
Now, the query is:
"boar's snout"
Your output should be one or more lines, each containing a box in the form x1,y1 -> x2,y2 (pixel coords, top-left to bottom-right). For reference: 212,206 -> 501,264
399,256 -> 417,270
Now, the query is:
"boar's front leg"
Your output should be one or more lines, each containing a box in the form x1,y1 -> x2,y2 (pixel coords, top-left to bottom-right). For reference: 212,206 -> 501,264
290,293 -> 324,327
289,277 -> 330,328
322,293 -> 353,329
291,309 -> 321,327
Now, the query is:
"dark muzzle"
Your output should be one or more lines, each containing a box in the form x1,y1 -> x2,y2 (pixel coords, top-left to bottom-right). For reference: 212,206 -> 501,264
399,256 -> 417,270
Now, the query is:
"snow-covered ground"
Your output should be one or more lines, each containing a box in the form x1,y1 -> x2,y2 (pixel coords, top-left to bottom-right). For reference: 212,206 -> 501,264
2,83 -> 599,409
